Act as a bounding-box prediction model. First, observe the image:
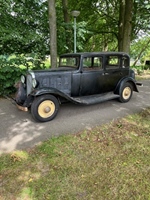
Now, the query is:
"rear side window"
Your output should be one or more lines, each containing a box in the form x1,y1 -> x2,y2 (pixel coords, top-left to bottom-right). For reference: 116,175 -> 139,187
106,56 -> 120,69
122,56 -> 129,68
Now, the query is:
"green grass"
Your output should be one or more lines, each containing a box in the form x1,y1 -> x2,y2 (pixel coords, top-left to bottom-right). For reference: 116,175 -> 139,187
0,108 -> 150,200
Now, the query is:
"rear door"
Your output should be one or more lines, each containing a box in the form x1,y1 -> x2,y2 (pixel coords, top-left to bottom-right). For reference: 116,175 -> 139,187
103,55 -> 129,92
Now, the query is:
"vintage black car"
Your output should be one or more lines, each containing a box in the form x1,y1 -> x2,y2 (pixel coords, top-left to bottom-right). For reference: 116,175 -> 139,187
15,52 -> 141,122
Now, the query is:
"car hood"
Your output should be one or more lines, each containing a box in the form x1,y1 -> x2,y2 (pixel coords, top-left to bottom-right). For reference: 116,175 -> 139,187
28,68 -> 73,95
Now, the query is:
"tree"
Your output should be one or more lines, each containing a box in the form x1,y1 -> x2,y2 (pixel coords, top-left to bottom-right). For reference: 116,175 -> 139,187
61,0 -> 72,52
48,0 -> 57,68
118,0 -> 133,53
0,0 -> 150,59
0,0 -> 49,56
68,0 -> 150,54
131,36 -> 150,65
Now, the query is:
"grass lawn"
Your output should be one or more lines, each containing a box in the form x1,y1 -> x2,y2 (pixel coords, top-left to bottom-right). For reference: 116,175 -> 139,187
0,108 -> 150,200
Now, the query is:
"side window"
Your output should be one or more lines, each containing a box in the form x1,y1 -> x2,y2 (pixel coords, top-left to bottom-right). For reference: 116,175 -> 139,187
106,56 -> 120,69
83,56 -> 102,71
93,57 -> 102,69
122,56 -> 129,68
83,57 -> 92,68
60,57 -> 79,68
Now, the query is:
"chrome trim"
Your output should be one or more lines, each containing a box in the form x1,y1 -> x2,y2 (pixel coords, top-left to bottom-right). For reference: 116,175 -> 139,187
27,74 -> 33,95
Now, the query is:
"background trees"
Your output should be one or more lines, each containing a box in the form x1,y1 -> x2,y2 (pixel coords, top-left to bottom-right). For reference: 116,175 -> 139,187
0,0 -> 51,57
0,0 -> 149,94
0,0 -> 150,60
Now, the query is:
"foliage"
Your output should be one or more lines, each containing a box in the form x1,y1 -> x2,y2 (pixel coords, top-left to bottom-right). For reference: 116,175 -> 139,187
1,0 -> 150,56
130,36 -> 150,62
0,56 -> 26,95
68,0 -> 150,53
0,0 -> 49,56
0,55 -> 49,95
68,0 -> 119,52
0,108 -> 150,199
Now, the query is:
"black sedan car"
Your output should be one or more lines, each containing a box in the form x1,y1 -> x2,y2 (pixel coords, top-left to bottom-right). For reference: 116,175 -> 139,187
15,52 -> 141,122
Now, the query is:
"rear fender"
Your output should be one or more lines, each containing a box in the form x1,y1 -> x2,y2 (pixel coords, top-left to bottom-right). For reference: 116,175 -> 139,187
114,77 -> 139,95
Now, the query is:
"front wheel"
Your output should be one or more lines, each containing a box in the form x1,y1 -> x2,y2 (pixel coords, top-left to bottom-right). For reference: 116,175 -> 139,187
119,83 -> 133,103
31,95 -> 59,122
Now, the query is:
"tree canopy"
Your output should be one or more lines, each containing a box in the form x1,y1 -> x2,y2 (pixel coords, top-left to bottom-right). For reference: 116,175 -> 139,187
0,0 -> 150,59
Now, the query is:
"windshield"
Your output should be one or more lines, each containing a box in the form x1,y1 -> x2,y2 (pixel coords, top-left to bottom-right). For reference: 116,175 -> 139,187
59,56 -> 79,69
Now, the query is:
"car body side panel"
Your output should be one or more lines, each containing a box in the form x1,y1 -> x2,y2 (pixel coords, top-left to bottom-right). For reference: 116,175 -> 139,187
34,71 -> 72,95
103,68 -> 130,92
71,71 -> 81,97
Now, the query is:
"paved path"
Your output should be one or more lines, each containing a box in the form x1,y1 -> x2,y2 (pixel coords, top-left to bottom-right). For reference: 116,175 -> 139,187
0,80 -> 150,154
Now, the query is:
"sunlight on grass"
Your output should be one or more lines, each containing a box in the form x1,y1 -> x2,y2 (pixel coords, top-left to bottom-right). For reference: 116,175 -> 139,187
19,187 -> 34,200
10,150 -> 29,162
0,108 -> 150,200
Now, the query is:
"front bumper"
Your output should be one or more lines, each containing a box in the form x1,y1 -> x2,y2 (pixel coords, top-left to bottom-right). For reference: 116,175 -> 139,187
15,81 -> 27,105
15,81 -> 33,111
16,104 -> 28,112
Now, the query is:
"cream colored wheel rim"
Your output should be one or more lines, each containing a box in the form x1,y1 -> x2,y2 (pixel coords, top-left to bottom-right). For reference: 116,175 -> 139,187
38,100 -> 55,118
122,87 -> 131,100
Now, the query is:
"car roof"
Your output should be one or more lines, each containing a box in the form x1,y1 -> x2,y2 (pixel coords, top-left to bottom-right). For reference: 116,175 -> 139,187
60,52 -> 129,57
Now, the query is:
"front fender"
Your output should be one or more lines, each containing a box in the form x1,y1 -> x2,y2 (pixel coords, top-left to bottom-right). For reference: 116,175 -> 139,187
114,77 -> 139,95
30,88 -> 84,104
30,87 -> 72,101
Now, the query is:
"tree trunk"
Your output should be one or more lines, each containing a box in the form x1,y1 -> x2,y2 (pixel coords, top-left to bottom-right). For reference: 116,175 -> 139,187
62,0 -> 70,23
62,0 -> 72,52
118,0 -> 125,51
118,0 -> 133,53
48,0 -> 57,68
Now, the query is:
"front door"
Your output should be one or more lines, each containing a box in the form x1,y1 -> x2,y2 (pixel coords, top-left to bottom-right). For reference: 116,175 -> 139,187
80,56 -> 105,96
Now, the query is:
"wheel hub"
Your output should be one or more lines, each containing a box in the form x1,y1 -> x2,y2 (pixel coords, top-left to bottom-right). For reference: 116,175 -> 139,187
38,100 -> 55,118
123,87 -> 131,99
44,106 -> 51,113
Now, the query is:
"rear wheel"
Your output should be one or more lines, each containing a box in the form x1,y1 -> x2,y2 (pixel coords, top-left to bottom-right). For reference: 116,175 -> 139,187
31,95 -> 59,122
119,83 -> 133,103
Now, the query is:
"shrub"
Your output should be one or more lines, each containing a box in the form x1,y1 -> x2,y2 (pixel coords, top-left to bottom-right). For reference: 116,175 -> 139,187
0,55 -> 48,95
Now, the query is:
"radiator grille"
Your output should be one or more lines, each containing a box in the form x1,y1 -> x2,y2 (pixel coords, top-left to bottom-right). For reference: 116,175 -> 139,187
27,74 -> 33,95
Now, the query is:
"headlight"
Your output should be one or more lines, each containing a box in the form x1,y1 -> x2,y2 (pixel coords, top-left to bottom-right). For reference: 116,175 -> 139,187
21,75 -> 25,83
32,78 -> 37,88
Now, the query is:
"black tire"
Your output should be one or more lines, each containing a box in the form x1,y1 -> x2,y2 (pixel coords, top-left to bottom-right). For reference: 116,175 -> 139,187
119,82 -> 133,103
31,95 -> 59,122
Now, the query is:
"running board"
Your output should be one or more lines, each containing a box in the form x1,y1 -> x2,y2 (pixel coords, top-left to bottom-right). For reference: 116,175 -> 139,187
71,92 -> 120,105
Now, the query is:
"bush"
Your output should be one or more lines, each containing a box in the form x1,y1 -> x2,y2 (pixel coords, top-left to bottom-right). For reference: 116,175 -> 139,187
131,65 -> 144,75
143,65 -> 150,70
0,55 -> 48,95
0,56 -> 26,95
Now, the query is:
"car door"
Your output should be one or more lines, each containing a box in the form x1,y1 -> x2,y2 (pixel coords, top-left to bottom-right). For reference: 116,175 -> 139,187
103,55 -> 129,92
80,56 -> 106,96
